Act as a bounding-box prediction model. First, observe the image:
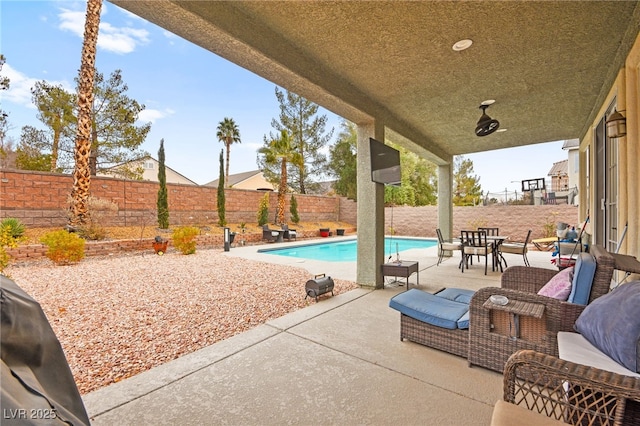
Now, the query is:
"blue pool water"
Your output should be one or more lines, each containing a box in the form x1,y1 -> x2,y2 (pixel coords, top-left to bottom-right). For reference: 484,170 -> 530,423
258,237 -> 437,262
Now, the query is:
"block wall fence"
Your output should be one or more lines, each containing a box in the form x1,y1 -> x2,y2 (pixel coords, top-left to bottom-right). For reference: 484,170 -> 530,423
0,169 -> 357,228
1,169 -> 578,261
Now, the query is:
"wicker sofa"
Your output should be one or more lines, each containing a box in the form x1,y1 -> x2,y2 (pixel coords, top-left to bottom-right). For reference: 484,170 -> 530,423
493,350 -> 640,426
395,244 -> 615,372
468,244 -> 615,372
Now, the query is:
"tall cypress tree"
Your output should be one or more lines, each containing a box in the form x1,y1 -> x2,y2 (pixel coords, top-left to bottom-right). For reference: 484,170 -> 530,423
157,139 -> 169,229
217,149 -> 226,226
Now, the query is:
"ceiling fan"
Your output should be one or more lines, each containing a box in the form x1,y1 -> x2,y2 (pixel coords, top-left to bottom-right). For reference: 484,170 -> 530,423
475,104 -> 500,137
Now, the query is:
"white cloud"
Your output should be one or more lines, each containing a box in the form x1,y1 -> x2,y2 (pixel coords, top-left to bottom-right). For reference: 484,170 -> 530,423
58,7 -> 150,55
2,64 -> 40,108
138,108 -> 175,124
1,64 -> 75,108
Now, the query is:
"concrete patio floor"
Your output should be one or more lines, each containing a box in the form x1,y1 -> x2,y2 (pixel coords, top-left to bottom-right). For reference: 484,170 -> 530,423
82,240 -> 557,425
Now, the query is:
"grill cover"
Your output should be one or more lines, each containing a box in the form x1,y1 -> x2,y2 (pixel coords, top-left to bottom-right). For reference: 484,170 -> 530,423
1,276 -> 90,425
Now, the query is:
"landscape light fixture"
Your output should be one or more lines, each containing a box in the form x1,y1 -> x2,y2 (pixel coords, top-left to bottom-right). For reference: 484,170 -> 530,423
475,104 -> 500,137
606,109 -> 626,138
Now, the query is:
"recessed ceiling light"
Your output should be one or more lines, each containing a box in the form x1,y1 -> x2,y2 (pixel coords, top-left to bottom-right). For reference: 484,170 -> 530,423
481,99 -> 495,106
452,39 -> 473,51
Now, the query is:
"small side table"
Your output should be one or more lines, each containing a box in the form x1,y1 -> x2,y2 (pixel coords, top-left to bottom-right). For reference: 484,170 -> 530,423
381,261 -> 419,289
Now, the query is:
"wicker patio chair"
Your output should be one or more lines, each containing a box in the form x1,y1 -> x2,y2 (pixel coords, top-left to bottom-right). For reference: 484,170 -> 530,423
468,244 -> 615,373
496,350 -> 640,426
281,224 -> 297,241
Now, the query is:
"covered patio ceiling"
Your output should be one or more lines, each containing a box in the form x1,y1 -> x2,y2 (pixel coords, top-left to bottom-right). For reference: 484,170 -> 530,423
110,1 -> 640,164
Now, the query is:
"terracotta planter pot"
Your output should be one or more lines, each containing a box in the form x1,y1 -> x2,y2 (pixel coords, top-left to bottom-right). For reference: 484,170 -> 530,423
153,241 -> 168,255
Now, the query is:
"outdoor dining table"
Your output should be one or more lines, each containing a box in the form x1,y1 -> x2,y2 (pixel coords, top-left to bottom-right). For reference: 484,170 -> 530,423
487,235 -> 508,271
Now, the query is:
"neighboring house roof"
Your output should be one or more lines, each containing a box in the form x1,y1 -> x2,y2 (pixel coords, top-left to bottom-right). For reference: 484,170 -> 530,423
98,156 -> 198,185
562,139 -> 580,150
548,159 -> 568,177
205,170 -> 275,191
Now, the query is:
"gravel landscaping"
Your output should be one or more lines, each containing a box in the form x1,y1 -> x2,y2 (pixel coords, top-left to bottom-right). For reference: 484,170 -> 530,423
4,249 -> 357,395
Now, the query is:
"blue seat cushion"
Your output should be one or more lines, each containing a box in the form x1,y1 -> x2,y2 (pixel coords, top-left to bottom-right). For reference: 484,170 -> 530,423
435,287 -> 476,305
389,289 -> 470,330
568,253 -> 597,305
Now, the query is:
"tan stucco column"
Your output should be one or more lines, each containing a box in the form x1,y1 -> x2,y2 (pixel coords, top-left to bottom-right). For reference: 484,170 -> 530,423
438,160 -> 454,242
356,122 -> 385,289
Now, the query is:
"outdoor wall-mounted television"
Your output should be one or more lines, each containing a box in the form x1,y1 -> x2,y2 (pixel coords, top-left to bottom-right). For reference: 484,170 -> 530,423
369,138 -> 401,186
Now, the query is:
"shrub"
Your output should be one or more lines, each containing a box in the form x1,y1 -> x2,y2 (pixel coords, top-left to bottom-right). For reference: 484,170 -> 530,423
0,224 -> 23,274
257,193 -> 269,226
0,218 -> 26,239
289,195 -> 300,224
172,226 -> 199,255
40,230 -> 85,265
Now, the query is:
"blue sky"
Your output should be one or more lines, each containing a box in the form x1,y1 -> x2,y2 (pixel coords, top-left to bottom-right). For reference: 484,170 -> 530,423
1,0 -> 567,191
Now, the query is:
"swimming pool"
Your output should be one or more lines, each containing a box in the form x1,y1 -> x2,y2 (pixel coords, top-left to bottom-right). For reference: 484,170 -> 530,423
258,237 -> 437,262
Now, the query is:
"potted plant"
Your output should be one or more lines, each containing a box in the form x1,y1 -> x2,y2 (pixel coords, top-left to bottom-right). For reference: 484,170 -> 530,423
153,236 -> 168,255
319,228 -> 330,238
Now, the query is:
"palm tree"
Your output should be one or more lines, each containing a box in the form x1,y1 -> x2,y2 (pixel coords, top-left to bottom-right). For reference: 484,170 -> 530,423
257,130 -> 302,225
69,0 -> 102,227
216,117 -> 241,187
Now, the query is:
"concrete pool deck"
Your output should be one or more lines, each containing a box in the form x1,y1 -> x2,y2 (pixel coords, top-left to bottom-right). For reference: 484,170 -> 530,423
83,238 -> 557,424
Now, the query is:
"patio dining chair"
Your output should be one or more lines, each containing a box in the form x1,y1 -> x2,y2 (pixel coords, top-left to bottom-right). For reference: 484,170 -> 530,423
435,228 -> 462,266
461,230 -> 494,275
499,229 -> 532,267
478,227 -> 499,236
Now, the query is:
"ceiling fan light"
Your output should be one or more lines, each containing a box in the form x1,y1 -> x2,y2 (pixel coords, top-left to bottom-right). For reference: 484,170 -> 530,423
475,105 -> 500,137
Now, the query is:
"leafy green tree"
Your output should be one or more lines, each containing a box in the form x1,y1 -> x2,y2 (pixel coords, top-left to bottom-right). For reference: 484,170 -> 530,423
217,149 -> 226,226
23,69 -> 150,176
16,126 -> 52,171
31,81 -> 76,171
328,120 -> 357,200
260,87 -> 333,194
257,130 -> 303,225
453,155 -> 482,206
216,117 -> 241,188
157,139 -> 169,229
403,147 -> 437,206
86,69 -> 151,175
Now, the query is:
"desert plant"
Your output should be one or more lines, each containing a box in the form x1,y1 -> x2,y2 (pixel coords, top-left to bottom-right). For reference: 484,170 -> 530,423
172,226 -> 199,255
543,211 -> 560,237
157,139 -> 170,229
289,194 -> 300,224
217,149 -> 226,226
40,230 -> 85,265
0,218 -> 25,239
257,192 -> 269,226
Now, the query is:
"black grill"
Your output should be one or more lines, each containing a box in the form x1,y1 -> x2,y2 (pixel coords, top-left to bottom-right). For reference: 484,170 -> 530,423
305,274 -> 334,302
